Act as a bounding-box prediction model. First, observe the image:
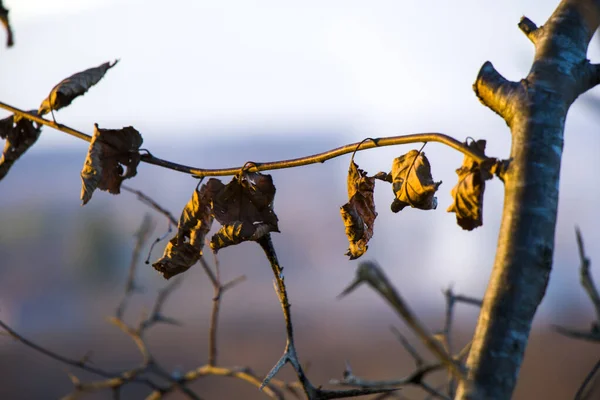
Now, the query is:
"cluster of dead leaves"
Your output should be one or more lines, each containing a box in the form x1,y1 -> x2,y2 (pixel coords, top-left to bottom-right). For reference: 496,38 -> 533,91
153,171 -> 279,279
0,1 -> 13,48
340,142 -> 492,260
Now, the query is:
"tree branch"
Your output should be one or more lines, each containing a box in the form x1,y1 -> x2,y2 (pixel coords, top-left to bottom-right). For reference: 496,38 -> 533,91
0,101 -> 491,179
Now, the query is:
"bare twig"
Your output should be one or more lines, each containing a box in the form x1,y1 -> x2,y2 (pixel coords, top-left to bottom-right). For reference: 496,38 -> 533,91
257,235 -> 398,400
575,357 -> 600,400
116,214 -> 154,319
338,261 -> 464,381
554,227 -> 600,342
0,101 -> 492,178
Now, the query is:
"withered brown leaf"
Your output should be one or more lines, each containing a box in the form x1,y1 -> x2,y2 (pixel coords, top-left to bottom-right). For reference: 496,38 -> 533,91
340,160 -> 377,259
209,171 -> 279,252
38,60 -> 119,116
0,1 -> 13,48
447,139 -> 492,230
153,180 -> 223,279
80,124 -> 143,205
388,150 -> 441,212
0,112 -> 42,181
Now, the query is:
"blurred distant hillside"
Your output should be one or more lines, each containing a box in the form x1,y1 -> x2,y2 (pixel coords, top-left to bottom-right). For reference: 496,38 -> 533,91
0,130 -> 599,399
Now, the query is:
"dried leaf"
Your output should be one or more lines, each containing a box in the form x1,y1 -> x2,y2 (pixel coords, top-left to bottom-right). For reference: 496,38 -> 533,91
0,1 -> 13,48
340,161 -> 377,259
38,60 -> 119,116
389,150 -> 441,212
0,113 -> 42,181
209,171 -> 279,252
80,124 -> 142,205
447,139 -> 492,230
153,180 -> 222,279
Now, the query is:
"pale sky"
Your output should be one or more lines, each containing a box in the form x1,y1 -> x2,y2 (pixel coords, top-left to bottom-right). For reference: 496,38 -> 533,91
2,0 -> 600,315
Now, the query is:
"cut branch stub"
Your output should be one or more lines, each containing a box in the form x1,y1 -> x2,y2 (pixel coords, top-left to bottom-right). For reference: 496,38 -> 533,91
0,112 -> 42,181
447,139 -> 493,231
0,1 -> 13,48
80,124 -> 143,205
153,180 -> 222,279
378,150 -> 441,212
340,160 -> 377,260
38,60 -> 119,116
210,171 -> 279,252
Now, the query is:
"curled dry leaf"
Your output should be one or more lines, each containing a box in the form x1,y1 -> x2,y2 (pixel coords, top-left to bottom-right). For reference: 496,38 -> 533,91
340,160 -> 377,260
447,139 -> 492,230
153,180 -> 223,279
0,1 -> 13,48
210,171 -> 279,252
38,60 -> 119,116
80,124 -> 143,205
387,150 -> 441,212
0,112 -> 42,181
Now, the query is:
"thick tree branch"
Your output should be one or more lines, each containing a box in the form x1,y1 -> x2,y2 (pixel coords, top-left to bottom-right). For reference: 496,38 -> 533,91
0,101 -> 491,179
457,1 -> 600,398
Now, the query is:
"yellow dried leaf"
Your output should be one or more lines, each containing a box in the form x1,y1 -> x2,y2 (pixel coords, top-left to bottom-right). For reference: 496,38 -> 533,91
80,124 -> 143,205
153,180 -> 222,279
447,139 -> 492,230
38,60 -> 119,116
389,150 -> 441,212
340,161 -> 377,259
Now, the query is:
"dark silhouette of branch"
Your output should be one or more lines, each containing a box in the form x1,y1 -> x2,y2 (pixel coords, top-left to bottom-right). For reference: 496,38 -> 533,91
554,227 -> 600,342
334,262 -> 478,399
257,235 -> 398,400
0,101 -> 492,179
338,261 -> 464,381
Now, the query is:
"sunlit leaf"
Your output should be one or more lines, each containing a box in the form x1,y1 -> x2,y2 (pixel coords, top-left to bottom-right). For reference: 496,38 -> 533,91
387,150 -> 441,212
153,180 -> 223,279
38,60 -> 119,116
80,124 -> 142,205
447,139 -> 492,230
209,171 -> 279,252
340,160 -> 377,259
0,112 -> 42,181
0,1 -> 13,48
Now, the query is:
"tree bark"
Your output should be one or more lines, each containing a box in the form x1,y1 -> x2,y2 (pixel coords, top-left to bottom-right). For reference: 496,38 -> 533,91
456,1 -> 600,399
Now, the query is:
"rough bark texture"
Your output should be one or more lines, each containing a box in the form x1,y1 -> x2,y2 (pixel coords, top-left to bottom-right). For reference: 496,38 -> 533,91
455,1 -> 600,399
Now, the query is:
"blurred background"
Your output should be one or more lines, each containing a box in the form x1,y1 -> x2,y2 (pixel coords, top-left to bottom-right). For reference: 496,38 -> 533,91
1,0 -> 600,398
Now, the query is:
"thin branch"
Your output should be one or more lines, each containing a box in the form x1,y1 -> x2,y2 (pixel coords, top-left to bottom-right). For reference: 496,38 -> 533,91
575,357 -> 600,400
257,235 -> 397,400
576,227 -> 600,327
121,185 -> 178,226
338,261 -> 464,381
116,214 -> 154,319
0,101 -> 492,178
